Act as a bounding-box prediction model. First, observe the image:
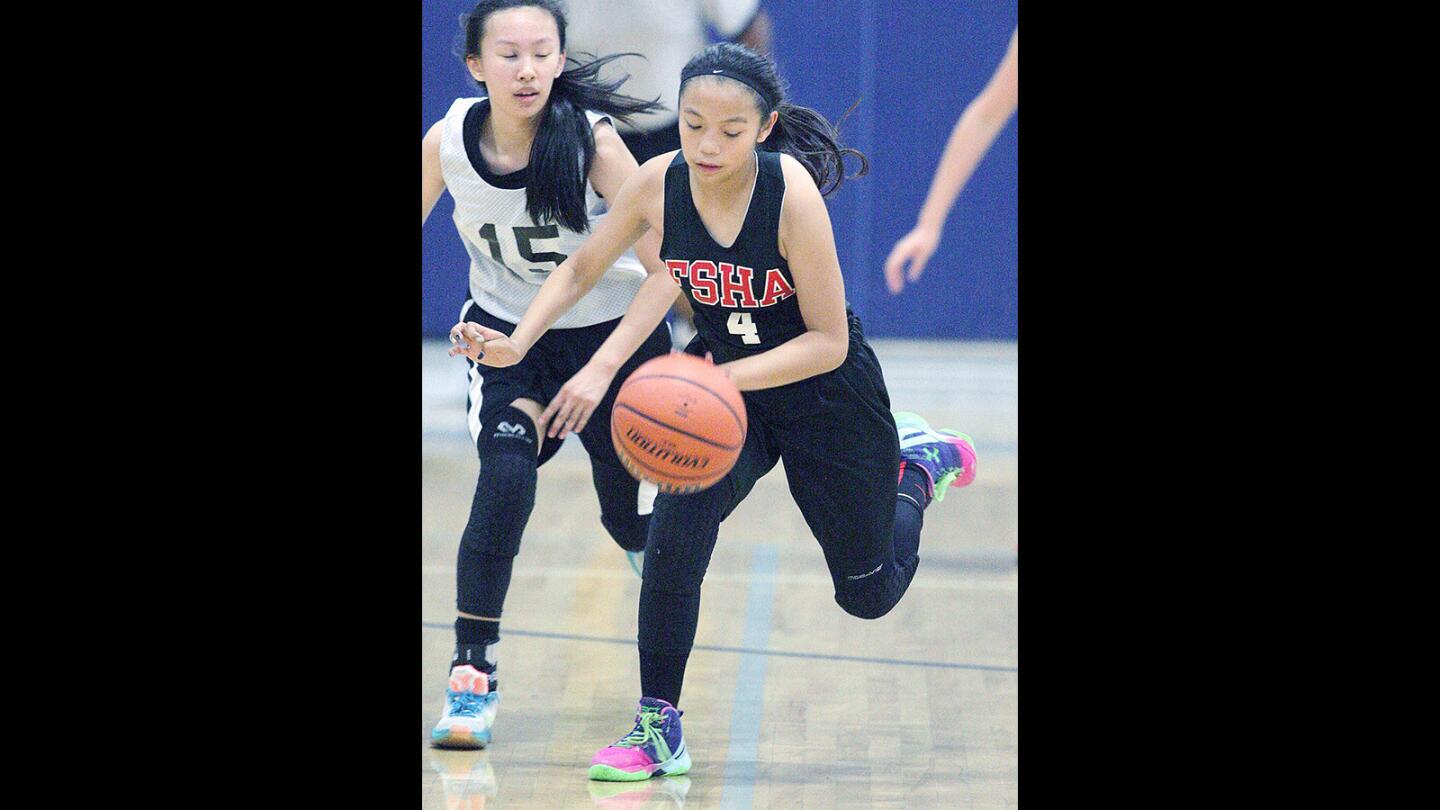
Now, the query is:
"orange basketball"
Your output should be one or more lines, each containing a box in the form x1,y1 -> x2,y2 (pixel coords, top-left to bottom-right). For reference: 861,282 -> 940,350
611,353 -> 747,494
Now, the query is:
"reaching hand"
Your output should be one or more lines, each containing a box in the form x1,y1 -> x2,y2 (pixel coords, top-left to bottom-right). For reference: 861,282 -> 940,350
447,322 -> 524,367
883,224 -> 942,294
540,361 -> 618,439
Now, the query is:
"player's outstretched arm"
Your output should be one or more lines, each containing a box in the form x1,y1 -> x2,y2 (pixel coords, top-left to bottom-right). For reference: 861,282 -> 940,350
884,28 -> 1017,294
542,142 -> 681,439
449,153 -> 663,369
541,268 -> 679,439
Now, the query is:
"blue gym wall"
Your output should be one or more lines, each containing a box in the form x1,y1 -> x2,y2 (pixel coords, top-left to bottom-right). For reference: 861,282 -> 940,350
421,0 -> 1017,340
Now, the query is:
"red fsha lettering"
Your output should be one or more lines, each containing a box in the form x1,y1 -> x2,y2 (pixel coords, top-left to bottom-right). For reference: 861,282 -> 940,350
758,268 -> 795,306
666,259 -> 689,286
718,263 -> 758,307
689,261 -> 720,304
665,260 -> 795,308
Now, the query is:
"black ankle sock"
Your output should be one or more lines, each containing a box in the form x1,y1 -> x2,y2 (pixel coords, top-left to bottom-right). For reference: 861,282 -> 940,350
899,463 -> 932,508
451,622 -> 500,689
894,490 -> 924,564
456,616 -> 499,645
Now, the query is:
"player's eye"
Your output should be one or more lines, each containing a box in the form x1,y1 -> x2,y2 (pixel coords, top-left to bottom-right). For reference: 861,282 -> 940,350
724,131 -> 742,138
686,123 -> 701,130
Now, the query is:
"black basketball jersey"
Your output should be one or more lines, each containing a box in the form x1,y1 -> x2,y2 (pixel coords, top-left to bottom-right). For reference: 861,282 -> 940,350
660,149 -> 806,365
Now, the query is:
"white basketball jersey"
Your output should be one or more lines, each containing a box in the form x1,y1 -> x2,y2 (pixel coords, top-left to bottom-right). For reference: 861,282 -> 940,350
439,97 -> 646,328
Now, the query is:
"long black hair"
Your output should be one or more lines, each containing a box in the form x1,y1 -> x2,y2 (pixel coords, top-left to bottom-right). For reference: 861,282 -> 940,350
461,0 -> 665,232
679,42 -> 868,198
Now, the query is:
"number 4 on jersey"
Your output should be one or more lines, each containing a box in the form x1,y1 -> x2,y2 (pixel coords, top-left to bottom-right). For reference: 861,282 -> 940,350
728,312 -> 761,344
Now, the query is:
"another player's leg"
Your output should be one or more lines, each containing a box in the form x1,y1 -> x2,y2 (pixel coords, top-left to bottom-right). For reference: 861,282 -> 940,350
590,424 -> 776,781
586,457 -> 656,577
570,316 -> 672,579
432,391 -> 550,749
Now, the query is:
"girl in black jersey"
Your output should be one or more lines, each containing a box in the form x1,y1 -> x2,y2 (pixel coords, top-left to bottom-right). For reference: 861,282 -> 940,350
454,43 -> 978,782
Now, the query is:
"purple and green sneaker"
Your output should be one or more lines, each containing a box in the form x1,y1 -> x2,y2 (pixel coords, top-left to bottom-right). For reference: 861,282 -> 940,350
588,697 -> 691,781
895,411 -> 977,503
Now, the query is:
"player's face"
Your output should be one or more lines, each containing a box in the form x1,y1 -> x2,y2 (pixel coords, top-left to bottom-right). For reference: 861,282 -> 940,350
678,79 -> 778,185
467,6 -> 566,122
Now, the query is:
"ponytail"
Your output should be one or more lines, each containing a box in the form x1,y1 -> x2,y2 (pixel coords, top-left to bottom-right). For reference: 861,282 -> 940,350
526,52 -> 664,232
763,99 -> 868,198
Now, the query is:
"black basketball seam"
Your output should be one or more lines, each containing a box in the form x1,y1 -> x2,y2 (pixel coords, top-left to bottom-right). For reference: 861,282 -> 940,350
619,372 -> 746,434
611,420 -> 725,486
612,402 -> 744,452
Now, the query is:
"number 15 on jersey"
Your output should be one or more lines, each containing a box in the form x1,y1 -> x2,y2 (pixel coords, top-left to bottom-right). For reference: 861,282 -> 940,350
476,223 -> 568,277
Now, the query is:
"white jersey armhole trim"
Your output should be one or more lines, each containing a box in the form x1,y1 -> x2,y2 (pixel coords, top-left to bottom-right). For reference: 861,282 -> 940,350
586,111 -> 616,199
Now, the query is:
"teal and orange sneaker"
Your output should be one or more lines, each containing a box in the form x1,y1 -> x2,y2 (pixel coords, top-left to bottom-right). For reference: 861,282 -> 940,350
430,664 -> 499,749
894,411 -> 977,503
589,698 -> 691,781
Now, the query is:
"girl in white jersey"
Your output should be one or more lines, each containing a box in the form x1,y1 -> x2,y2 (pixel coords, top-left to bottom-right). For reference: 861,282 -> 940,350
421,0 -> 673,750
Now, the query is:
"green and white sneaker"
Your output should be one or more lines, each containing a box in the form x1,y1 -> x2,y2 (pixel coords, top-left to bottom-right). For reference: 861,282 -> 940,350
894,411 -> 977,502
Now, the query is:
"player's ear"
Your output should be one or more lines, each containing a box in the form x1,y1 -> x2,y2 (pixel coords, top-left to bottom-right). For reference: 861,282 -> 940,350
557,51 -> 566,79
756,109 -> 779,144
466,55 -> 485,84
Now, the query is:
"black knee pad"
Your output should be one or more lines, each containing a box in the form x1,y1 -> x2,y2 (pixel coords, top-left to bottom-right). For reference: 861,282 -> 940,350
832,560 -> 902,620
461,407 -> 541,561
478,406 -> 541,460
833,586 -> 895,620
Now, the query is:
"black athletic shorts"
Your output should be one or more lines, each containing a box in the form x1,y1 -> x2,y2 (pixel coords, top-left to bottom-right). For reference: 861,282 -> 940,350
461,299 -> 672,467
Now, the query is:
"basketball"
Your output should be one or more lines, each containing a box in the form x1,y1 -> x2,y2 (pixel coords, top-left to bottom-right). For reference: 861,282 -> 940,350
610,353 -> 747,494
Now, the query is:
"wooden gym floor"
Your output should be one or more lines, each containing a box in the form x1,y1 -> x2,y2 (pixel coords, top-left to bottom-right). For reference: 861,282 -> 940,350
422,338 -> 1018,808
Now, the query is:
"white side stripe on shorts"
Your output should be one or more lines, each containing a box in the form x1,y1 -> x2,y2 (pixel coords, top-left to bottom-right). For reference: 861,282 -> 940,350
467,362 -> 484,446
637,480 -> 658,516
460,299 -> 485,445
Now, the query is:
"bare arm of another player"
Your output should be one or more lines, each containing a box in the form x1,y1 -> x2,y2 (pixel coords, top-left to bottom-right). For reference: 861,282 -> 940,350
422,119 -> 447,225
540,134 -> 680,439
449,153 -> 667,372
883,28 -> 1017,294
736,10 -> 773,56
716,154 -> 850,391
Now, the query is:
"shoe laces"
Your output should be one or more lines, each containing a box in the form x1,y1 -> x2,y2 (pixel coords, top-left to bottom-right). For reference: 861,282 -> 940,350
615,705 -> 666,749
448,690 -> 488,717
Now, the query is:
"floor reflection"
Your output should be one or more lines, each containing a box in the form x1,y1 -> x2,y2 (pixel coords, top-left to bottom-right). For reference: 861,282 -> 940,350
588,775 -> 692,808
429,749 -> 497,810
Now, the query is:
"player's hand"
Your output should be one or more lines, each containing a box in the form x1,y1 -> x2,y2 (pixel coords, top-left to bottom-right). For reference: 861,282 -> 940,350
542,362 -> 616,439
703,351 -> 737,381
883,224 -> 942,294
448,322 -> 521,367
